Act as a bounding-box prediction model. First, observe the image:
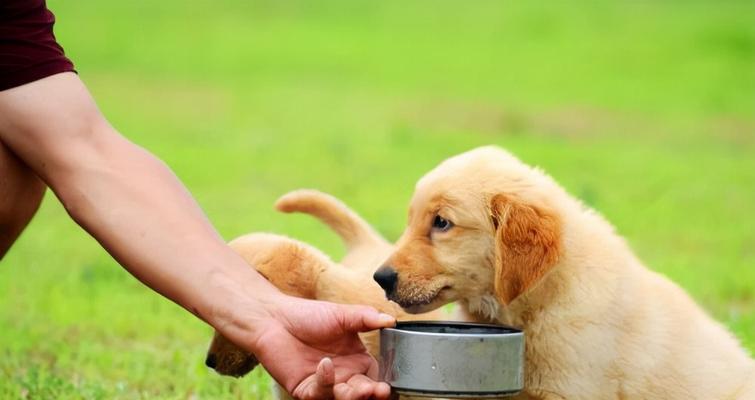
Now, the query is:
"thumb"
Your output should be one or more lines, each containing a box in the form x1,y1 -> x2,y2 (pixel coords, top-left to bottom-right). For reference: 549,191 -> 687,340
292,358 -> 336,400
337,304 -> 396,333
316,357 -> 336,388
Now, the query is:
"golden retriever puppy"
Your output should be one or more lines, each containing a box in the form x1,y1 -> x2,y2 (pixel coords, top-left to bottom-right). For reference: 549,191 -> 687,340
373,146 -> 755,400
205,190 -> 446,399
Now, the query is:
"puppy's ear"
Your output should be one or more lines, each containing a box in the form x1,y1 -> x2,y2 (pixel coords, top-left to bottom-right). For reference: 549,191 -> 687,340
490,194 -> 561,305
230,235 -> 325,300
253,248 -> 319,300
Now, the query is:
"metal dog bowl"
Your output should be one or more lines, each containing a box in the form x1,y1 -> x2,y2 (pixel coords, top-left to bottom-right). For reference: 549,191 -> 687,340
379,321 -> 524,398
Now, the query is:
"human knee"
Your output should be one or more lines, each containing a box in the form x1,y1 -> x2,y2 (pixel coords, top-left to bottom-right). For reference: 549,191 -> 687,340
0,173 -> 45,226
0,142 -> 46,221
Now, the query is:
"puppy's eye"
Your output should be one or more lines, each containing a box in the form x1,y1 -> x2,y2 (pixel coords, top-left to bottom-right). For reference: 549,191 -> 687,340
432,215 -> 453,232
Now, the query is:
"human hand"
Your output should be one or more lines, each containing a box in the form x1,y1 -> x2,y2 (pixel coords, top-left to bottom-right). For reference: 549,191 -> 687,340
225,293 -> 395,399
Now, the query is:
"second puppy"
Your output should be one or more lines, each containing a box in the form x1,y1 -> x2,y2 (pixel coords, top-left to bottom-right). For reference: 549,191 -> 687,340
205,190 -> 447,399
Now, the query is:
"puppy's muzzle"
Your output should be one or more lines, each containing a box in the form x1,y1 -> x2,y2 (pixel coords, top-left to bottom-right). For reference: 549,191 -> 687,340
374,265 -> 398,296
205,353 -> 217,369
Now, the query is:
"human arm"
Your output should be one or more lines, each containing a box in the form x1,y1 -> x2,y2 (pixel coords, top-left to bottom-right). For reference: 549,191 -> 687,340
0,72 -> 394,399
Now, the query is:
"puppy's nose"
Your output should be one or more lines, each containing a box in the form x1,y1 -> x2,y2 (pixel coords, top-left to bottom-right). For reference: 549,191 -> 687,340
373,266 -> 398,295
205,353 -> 217,369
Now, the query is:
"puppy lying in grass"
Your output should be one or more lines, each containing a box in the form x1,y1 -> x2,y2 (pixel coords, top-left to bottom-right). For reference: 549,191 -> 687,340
205,190 -> 446,399
374,146 -> 755,400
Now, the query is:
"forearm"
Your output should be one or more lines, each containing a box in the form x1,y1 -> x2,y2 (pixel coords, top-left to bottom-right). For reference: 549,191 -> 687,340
0,73 -> 281,340
55,129 -> 283,328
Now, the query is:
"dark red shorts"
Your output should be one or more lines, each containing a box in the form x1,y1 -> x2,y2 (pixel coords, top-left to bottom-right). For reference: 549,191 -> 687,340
0,0 -> 75,91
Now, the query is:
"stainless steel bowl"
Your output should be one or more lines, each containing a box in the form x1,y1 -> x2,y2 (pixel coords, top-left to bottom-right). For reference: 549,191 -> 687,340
379,321 -> 524,398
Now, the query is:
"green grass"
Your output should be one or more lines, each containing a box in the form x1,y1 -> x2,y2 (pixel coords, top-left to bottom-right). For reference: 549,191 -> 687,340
1,0 -> 754,398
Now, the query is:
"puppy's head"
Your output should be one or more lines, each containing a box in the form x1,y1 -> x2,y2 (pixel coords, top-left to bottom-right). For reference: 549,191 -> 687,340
374,146 -> 563,315
205,234 -> 325,378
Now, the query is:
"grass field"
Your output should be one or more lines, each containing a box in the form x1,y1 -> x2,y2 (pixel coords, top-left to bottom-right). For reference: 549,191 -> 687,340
1,1 -> 754,398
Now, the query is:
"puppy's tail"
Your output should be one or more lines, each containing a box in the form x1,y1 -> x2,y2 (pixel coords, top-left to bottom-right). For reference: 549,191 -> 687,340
275,189 -> 386,250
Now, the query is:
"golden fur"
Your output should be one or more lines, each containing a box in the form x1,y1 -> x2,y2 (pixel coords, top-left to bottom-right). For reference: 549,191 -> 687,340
205,190 -> 445,398
382,146 -> 755,400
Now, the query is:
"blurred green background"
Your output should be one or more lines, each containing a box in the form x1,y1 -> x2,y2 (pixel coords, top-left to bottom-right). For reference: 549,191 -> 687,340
2,1 -> 754,398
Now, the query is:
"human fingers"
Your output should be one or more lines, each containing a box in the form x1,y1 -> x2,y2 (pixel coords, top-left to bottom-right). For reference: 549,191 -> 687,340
336,304 -> 395,333
333,374 -> 392,400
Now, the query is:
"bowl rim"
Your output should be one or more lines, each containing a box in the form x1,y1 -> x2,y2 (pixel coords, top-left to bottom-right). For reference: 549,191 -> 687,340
383,320 -> 522,338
